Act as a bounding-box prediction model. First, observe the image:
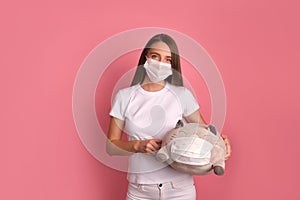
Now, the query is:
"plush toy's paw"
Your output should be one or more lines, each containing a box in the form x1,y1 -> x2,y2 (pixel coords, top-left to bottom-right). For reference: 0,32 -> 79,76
156,153 -> 169,162
213,166 -> 224,176
156,146 -> 169,162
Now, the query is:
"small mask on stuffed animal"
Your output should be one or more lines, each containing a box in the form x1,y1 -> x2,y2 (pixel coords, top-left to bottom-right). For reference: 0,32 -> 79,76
156,120 -> 226,176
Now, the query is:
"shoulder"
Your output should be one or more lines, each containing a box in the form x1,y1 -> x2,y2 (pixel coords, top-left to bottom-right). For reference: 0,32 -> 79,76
167,83 -> 192,96
114,84 -> 140,99
167,83 -> 198,105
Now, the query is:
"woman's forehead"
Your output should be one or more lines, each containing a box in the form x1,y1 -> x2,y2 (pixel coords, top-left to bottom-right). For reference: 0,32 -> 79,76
149,41 -> 171,54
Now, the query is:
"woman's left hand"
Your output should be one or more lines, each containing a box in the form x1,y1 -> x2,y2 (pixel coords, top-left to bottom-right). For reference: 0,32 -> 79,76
221,134 -> 232,160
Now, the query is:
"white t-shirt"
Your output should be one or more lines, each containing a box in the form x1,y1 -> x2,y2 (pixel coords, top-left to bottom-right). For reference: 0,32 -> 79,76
109,81 -> 200,184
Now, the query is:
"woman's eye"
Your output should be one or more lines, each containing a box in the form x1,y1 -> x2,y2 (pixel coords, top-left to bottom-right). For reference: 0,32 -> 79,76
151,55 -> 159,59
166,58 -> 172,63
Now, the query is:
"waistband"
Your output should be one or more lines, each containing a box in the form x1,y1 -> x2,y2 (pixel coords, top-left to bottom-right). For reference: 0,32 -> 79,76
129,175 -> 194,190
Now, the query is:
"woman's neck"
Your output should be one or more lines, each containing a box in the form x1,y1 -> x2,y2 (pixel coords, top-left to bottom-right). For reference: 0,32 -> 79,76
141,77 -> 166,92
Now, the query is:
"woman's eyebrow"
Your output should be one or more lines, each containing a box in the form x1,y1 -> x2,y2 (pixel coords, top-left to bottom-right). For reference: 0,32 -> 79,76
148,51 -> 160,55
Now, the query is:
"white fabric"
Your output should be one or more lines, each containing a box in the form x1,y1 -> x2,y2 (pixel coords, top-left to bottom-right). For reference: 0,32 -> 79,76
109,82 -> 200,184
170,137 -> 213,165
126,175 -> 196,200
143,58 -> 172,83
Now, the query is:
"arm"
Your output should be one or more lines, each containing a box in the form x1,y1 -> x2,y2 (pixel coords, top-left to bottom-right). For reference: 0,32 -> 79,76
184,109 -> 232,160
106,116 -> 162,156
184,109 -> 207,125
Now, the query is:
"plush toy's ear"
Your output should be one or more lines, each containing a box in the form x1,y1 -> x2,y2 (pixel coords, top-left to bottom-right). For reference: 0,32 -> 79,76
208,124 -> 218,135
175,120 -> 184,128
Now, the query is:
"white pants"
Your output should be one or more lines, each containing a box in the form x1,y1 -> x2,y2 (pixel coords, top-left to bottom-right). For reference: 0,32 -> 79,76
126,176 -> 196,200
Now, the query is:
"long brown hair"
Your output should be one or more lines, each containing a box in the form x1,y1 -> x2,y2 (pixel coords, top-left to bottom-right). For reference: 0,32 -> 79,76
130,34 -> 183,86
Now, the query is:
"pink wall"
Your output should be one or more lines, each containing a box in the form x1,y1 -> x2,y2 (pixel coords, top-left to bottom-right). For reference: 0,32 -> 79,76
1,0 -> 300,199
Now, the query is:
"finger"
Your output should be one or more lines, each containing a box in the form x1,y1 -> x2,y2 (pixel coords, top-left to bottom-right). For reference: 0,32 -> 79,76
150,140 -> 162,150
221,134 -> 228,140
221,134 -> 231,151
145,142 -> 156,152
226,139 -> 231,146
222,135 -> 231,145
153,139 -> 162,146
225,140 -> 231,149
225,151 -> 231,160
225,146 -> 232,160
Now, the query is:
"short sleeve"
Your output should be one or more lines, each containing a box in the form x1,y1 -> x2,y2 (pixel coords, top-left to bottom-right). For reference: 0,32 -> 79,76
109,90 -> 125,120
182,88 -> 200,117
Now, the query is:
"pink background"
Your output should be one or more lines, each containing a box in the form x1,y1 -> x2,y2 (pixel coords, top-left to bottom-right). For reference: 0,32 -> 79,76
1,0 -> 300,199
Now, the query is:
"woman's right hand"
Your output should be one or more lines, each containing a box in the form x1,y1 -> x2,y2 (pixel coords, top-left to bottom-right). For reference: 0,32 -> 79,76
107,117 -> 163,155
134,139 -> 162,153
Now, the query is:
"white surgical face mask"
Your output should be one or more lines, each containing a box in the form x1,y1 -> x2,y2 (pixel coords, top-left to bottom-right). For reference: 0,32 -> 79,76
170,137 -> 213,165
143,57 -> 172,83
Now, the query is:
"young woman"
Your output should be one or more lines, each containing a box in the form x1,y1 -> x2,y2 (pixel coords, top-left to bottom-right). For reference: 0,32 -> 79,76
107,34 -> 231,200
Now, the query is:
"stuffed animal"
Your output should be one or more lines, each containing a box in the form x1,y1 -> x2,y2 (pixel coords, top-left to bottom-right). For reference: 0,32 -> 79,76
156,120 -> 226,176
